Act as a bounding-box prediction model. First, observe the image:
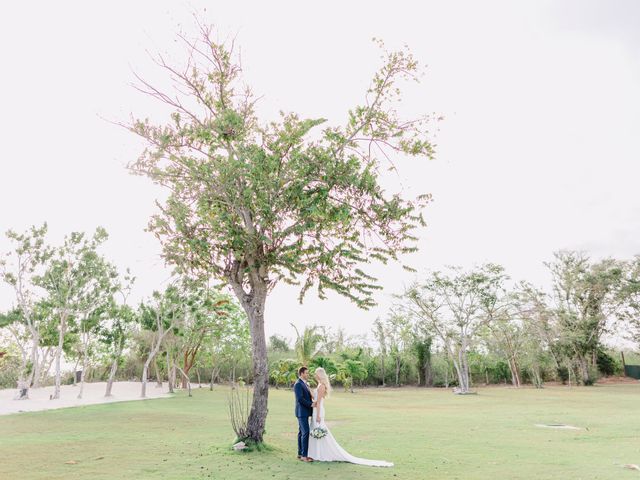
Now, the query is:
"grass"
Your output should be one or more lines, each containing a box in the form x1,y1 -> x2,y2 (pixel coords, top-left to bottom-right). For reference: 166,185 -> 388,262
1,383 -> 640,479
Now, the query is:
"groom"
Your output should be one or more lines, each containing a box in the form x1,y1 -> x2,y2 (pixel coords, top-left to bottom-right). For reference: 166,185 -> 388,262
294,366 -> 316,462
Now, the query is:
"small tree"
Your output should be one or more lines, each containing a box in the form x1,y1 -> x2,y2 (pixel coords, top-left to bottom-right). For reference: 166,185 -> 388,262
385,312 -> 411,387
310,356 -> 338,375
34,228 -> 111,400
411,324 -> 433,387
174,282 -> 233,388
269,359 -> 298,389
100,270 -> 136,397
102,303 -> 137,397
291,324 -> 324,366
372,318 -> 387,386
201,301 -> 250,388
138,285 -> 184,398
336,359 -> 368,393
0,225 -> 53,399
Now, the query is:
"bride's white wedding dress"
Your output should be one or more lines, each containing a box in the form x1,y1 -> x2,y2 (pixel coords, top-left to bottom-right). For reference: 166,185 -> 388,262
308,389 -> 393,467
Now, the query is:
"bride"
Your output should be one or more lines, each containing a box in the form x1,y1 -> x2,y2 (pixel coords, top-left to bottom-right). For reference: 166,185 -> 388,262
308,367 -> 393,467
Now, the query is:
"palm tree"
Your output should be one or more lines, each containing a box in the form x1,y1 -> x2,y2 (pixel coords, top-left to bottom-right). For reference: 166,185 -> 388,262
336,359 -> 368,393
310,356 -> 338,375
290,324 -> 324,365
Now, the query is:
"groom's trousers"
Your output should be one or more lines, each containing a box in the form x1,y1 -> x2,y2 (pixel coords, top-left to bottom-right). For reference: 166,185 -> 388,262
297,416 -> 310,457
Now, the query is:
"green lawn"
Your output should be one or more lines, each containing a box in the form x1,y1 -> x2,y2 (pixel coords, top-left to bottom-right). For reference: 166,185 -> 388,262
1,384 -> 640,480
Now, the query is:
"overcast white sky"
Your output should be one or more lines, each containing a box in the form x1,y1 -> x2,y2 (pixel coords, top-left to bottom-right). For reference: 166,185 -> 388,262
1,1 -> 639,342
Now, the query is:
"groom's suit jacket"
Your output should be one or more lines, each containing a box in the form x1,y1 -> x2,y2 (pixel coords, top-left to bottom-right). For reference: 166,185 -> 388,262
294,378 -> 313,418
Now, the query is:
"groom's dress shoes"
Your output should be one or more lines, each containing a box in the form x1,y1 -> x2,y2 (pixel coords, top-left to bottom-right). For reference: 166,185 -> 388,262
303,457 -> 314,462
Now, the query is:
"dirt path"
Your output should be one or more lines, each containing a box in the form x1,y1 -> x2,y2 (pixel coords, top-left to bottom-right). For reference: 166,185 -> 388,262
0,381 -> 171,415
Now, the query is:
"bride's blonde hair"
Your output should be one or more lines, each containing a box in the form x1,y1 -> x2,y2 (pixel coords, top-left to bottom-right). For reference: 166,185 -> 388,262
314,367 -> 332,397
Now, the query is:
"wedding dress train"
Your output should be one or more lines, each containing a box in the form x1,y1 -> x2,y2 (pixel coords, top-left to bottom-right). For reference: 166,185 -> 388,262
307,390 -> 393,467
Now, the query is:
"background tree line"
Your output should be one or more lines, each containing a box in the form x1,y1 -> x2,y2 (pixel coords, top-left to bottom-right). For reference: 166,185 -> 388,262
0,224 -> 252,397
2,225 -> 639,396
265,253 -> 640,393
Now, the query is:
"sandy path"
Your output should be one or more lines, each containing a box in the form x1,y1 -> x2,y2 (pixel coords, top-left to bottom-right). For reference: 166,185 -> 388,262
0,381 -> 172,416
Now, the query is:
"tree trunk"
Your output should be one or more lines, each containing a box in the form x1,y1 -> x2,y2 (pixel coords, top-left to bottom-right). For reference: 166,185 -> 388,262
105,358 -> 118,397
182,349 -> 196,388
77,350 -> 89,399
196,368 -> 202,387
181,364 -> 189,388
444,364 -> 449,388
15,331 -> 39,400
234,282 -> 269,443
210,366 -> 220,391
32,349 -> 42,389
141,359 -> 150,398
424,362 -> 433,387
461,350 -> 470,392
40,348 -> 55,386
452,357 -> 464,392
166,351 -> 174,394
508,357 -> 521,387
72,357 -> 80,387
394,357 -> 401,387
578,356 -> 590,384
154,357 -> 163,388
52,314 -> 68,400
380,356 -> 386,387
175,365 -> 192,397
454,346 -> 470,393
141,323 -> 172,397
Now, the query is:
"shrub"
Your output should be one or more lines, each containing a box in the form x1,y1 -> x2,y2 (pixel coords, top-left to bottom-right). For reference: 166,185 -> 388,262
596,350 -> 620,376
0,353 -> 21,389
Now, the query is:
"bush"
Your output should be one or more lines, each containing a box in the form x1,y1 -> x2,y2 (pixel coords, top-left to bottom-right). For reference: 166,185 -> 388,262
583,366 -> 599,386
596,350 -> 620,376
0,354 -> 21,389
433,378 -> 458,388
488,360 -> 511,384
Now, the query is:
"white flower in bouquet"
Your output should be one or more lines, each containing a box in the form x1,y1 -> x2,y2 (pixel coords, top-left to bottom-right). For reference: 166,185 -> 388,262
311,426 -> 328,439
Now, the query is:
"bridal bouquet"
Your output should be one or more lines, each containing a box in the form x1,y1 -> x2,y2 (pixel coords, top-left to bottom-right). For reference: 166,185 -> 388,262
311,426 -> 328,439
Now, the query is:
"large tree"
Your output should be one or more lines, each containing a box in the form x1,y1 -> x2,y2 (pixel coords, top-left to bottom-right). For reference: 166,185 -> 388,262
404,264 -> 508,394
174,282 -> 233,387
545,251 -> 626,384
128,25 -> 435,442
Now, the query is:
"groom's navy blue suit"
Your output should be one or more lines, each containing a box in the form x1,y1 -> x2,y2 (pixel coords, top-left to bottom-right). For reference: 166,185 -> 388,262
294,377 -> 313,457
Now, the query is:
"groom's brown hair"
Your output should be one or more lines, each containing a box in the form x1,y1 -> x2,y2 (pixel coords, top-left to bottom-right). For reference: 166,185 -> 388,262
298,366 -> 308,376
